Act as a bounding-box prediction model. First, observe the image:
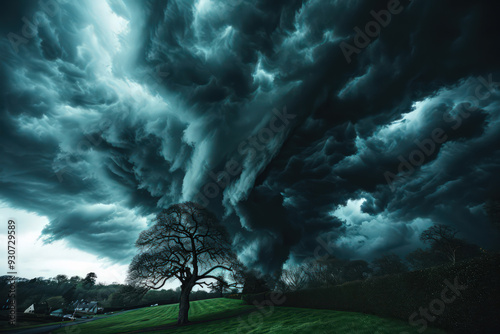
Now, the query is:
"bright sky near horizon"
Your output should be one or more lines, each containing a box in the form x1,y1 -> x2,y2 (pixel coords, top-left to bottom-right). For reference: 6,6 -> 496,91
1,204 -> 129,284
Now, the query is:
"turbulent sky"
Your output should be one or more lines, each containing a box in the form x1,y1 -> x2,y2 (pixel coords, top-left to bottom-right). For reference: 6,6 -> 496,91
1,0 -> 500,279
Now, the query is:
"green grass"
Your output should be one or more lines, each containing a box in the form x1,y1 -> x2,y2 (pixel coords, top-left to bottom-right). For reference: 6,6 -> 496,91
159,305 -> 447,334
54,298 -> 447,334
53,298 -> 253,334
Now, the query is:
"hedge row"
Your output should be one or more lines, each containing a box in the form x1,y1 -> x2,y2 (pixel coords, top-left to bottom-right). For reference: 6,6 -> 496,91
223,293 -> 242,300
243,254 -> 500,333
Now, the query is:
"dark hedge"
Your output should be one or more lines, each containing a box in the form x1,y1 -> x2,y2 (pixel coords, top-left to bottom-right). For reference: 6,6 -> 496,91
242,254 -> 500,333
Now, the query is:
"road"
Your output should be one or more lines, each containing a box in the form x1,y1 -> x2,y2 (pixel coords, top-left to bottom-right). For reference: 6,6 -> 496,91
1,310 -> 135,334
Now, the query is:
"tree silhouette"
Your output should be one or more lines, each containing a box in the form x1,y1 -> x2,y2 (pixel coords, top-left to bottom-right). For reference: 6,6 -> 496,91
55,275 -> 68,284
372,254 -> 408,276
69,276 -> 81,284
83,272 -> 97,288
127,202 -> 239,325
304,257 -> 347,287
241,271 -> 271,294
209,274 -> 230,297
420,224 -> 463,265
278,267 -> 308,292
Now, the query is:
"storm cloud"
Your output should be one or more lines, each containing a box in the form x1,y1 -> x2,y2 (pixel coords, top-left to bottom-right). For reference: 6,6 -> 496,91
1,0 -> 500,272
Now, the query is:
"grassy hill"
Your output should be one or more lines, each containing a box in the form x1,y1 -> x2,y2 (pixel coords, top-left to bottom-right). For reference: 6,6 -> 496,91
53,298 -> 447,334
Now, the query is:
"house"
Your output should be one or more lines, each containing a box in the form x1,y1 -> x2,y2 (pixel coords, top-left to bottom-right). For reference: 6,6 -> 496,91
23,303 -> 49,314
24,304 -> 35,314
73,300 -> 99,316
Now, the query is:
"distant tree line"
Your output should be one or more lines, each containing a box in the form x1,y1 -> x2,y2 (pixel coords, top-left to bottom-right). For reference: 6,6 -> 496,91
249,224 -> 485,293
0,271 -> 223,315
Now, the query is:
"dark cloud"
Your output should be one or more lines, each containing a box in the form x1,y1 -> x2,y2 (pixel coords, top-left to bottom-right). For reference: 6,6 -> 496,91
1,0 -> 500,272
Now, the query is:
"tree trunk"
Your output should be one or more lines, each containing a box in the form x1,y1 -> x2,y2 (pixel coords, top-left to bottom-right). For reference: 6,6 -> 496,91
178,284 -> 193,325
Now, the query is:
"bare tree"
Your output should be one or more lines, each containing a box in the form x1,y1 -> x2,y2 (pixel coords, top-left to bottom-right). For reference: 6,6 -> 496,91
303,257 -> 346,287
209,274 -> 230,297
420,224 -> 462,265
127,202 -> 239,325
279,266 -> 308,292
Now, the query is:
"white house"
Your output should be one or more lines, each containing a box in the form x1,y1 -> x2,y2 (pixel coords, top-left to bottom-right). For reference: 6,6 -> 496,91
24,304 -> 35,314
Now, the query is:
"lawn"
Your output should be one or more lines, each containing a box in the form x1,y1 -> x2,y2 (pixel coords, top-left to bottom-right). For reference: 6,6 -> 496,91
54,298 -> 448,334
53,299 -> 253,334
